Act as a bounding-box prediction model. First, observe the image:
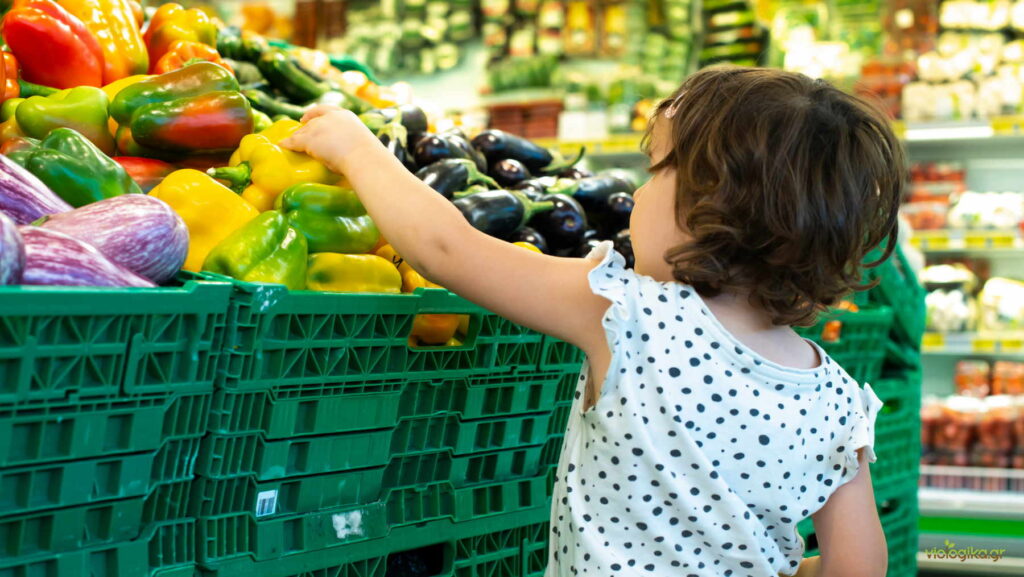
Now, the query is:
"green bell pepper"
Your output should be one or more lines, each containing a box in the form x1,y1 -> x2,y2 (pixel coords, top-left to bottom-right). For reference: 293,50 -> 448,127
110,62 -> 239,125
276,183 -> 380,254
1,97 -> 22,121
202,210 -> 308,290
15,86 -> 114,154
16,127 -> 141,207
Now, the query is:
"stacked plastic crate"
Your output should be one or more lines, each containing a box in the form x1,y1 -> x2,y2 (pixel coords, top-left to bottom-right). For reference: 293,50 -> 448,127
191,277 -> 581,577
796,245 -> 925,577
0,280 -> 231,577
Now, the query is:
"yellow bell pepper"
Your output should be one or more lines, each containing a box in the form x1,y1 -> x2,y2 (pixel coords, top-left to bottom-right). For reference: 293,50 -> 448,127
513,241 -> 542,253
374,243 -> 461,345
306,253 -> 402,294
149,169 -> 260,272
102,74 -> 152,136
210,119 -> 340,211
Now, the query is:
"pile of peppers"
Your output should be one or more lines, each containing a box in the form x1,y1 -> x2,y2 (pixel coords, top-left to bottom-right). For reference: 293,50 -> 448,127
0,0 -> 637,318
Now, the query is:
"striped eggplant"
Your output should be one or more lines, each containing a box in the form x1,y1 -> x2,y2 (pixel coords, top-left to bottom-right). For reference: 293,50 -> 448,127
0,212 -> 25,284
37,195 -> 188,283
0,154 -> 72,224
19,227 -> 155,288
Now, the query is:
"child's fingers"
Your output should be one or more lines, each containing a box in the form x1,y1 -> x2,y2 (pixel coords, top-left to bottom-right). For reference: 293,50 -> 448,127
279,130 -> 307,152
301,105 -> 342,123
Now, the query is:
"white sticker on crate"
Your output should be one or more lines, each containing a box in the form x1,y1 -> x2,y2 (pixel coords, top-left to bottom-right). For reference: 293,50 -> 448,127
331,510 -> 364,539
255,490 -> 278,517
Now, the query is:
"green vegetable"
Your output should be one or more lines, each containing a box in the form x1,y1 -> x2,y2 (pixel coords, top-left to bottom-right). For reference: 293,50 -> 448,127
202,210 -> 308,290
15,86 -> 113,154
276,182 -> 380,254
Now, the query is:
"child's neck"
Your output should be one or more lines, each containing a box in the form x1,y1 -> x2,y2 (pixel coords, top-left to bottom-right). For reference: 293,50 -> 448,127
703,291 -> 821,371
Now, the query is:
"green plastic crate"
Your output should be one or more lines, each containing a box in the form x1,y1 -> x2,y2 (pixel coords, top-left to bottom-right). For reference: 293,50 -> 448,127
194,444 -> 549,518
196,475 -> 550,567
0,497 -> 145,560
196,412 -> 555,480
863,246 -> 926,347
0,437 -> 200,518
0,519 -> 196,577
0,280 -> 230,404
0,392 -> 210,468
195,506 -> 551,577
538,338 -> 584,373
884,339 -> 921,372
797,306 -> 894,384
209,277 -> 551,390
205,371 -> 576,438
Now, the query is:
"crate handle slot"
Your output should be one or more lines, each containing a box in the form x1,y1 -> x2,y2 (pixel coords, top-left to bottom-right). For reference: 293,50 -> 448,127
386,542 -> 450,576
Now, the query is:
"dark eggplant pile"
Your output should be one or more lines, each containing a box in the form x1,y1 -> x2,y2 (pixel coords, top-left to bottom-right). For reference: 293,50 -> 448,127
388,125 -> 637,266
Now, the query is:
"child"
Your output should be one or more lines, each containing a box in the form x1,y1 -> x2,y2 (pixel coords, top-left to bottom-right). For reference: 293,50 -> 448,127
282,66 -> 904,577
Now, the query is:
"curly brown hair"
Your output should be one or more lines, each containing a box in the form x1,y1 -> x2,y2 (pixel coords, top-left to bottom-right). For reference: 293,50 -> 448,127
644,66 -> 906,327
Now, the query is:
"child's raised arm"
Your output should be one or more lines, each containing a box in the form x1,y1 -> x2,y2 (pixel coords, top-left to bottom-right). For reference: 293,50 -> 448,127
282,106 -> 610,354
808,450 -> 887,577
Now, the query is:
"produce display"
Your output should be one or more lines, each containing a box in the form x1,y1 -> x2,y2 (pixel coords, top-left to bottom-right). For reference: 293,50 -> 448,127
0,1 -> 636,324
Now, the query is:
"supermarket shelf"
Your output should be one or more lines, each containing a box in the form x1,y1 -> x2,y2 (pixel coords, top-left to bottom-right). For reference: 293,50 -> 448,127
921,332 -> 1024,358
536,134 -> 645,158
910,229 -> 1024,255
919,487 -> 1024,520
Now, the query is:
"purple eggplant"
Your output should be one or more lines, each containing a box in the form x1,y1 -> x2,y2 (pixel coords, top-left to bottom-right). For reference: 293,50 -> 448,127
527,193 -> 588,251
571,229 -> 602,258
19,226 -> 156,288
490,159 -> 532,188
559,166 -> 593,179
0,154 -> 72,225
508,226 -> 549,254
36,195 -> 188,284
0,212 -> 25,284
613,229 -> 634,269
414,133 -> 487,173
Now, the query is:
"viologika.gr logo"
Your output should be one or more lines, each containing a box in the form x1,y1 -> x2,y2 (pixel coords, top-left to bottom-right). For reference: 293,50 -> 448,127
924,539 -> 1007,562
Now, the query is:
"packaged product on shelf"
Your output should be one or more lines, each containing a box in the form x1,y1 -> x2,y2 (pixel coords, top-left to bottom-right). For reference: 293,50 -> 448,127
978,277 -> 1024,331
922,263 -> 979,333
564,0 -> 597,55
947,191 -> 1024,230
955,360 -> 991,397
992,361 -> 1024,395
931,396 -> 983,467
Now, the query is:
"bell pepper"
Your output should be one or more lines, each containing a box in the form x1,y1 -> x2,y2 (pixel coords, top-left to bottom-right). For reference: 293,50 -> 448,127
0,98 -> 22,122
0,117 -> 25,146
143,3 -> 218,68
15,127 -> 141,207
110,62 -> 253,154
276,183 -> 380,253
102,74 -> 152,136
208,118 -> 340,211
0,52 -> 19,105
202,210 -> 307,290
216,27 -> 268,62
410,314 -> 461,346
114,156 -> 176,193
153,40 -> 232,75
3,0 -> 104,88
15,86 -> 114,154
306,253 -> 402,294
56,0 -> 148,83
252,109 -> 273,133
148,169 -> 260,271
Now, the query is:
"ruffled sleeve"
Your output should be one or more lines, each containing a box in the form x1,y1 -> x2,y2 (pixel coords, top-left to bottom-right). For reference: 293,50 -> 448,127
845,383 -> 883,467
585,240 -> 631,309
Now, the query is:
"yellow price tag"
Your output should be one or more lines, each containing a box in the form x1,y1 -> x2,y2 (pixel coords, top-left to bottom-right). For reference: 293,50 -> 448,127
1000,339 -> 1023,352
964,232 -> 1015,249
921,233 -> 951,251
922,333 -> 945,350
973,338 -> 997,352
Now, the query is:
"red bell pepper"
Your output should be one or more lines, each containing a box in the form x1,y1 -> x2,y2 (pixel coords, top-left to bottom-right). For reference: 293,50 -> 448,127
2,0 -> 104,88
114,156 -> 177,192
56,0 -> 148,83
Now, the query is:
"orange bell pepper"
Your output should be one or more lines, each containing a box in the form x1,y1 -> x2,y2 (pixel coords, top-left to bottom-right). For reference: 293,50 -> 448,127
411,314 -> 461,346
0,53 -> 19,105
56,0 -> 147,83
153,40 -> 232,75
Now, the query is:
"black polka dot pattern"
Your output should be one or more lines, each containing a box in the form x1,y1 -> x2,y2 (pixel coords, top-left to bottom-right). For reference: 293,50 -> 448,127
547,243 -> 883,577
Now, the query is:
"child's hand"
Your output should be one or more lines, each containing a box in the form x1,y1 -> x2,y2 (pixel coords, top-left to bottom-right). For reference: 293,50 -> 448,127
280,105 -> 378,173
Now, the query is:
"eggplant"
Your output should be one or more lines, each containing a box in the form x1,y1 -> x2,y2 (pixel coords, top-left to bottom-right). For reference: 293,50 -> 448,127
378,104 -> 429,139
613,229 -> 634,269
490,159 -> 532,188
508,226 -> 550,254
0,154 -> 72,224
571,229 -> 603,258
448,133 -> 487,173
414,133 -> 473,168
604,192 -> 634,235
567,175 -> 636,214
0,212 -> 25,284
19,226 -> 155,287
377,121 -> 417,173
416,159 -> 497,199
559,166 -> 593,179
36,195 -> 188,284
472,129 -> 553,172
527,193 -> 588,251
452,190 -> 554,240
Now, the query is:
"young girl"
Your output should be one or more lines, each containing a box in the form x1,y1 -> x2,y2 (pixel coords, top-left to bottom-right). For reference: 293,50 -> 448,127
283,66 -> 904,577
